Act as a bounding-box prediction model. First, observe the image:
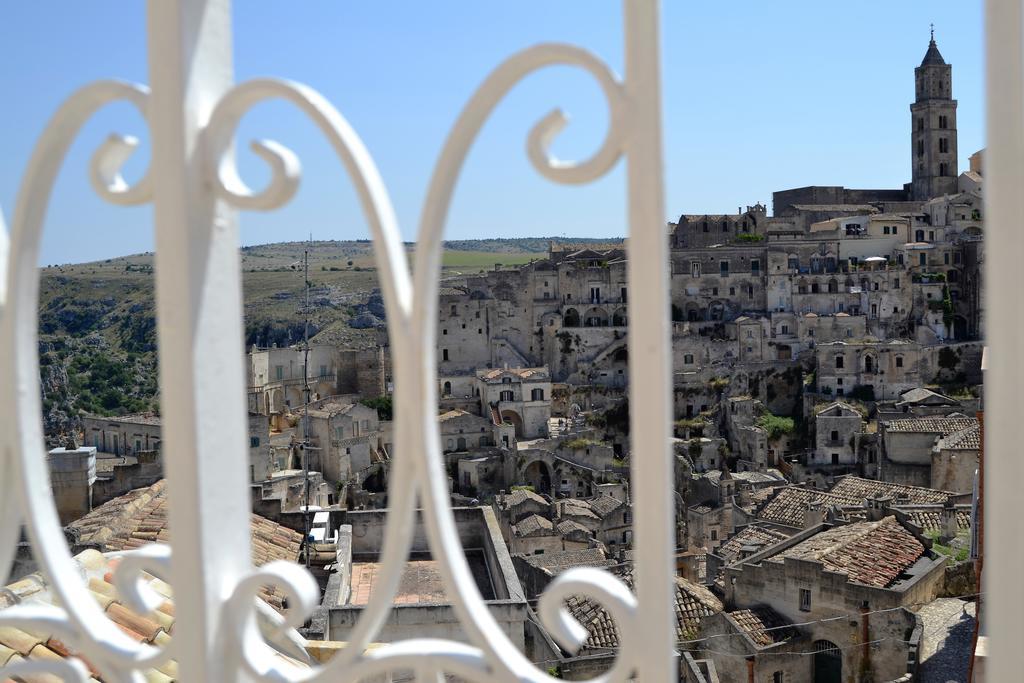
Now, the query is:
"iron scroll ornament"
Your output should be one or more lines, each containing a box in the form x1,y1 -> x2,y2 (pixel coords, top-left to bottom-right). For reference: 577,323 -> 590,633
0,20 -> 670,683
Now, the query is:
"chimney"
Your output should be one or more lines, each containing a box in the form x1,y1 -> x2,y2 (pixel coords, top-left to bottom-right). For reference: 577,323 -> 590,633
804,501 -> 824,529
941,500 -> 959,541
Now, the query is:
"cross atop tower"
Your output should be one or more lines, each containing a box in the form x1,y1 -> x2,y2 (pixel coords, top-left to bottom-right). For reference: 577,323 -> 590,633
930,23 -> 935,42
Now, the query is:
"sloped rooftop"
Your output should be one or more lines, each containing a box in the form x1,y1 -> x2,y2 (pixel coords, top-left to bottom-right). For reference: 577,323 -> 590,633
728,606 -> 797,648
0,550 -> 307,681
765,516 -> 925,588
68,480 -> 303,610
884,416 -> 977,435
564,568 -> 722,648
828,476 -> 953,504
716,525 -> 792,564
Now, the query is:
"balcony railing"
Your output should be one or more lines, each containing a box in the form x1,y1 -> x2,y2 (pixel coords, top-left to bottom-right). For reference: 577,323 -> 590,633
0,1 -> 675,681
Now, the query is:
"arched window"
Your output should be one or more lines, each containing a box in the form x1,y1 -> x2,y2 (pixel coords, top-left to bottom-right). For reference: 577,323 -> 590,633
864,355 -> 875,373
443,381 -> 452,396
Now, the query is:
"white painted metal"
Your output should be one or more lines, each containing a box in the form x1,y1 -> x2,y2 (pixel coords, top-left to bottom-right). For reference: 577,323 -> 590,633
0,1 -> 673,681
984,0 -> 1023,679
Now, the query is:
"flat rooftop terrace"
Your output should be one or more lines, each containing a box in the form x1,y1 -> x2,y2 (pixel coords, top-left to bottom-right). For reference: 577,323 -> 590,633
348,550 -> 495,605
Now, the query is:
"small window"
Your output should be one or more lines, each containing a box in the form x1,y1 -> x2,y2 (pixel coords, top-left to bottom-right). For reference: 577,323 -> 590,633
710,529 -> 718,542
442,329 -> 447,335
691,261 -> 701,278
832,453 -> 840,465
939,137 -> 949,153
917,117 -> 925,131
800,588 -> 812,612
531,388 -> 545,401
773,672 -> 784,683
835,356 -> 844,369
684,354 -> 694,365
751,259 -> 760,275
442,349 -> 449,361
883,226 -> 890,235
250,436 -> 260,448
939,114 -> 948,129
940,162 -> 949,176
729,287 -> 736,296
830,430 -> 839,442
896,356 -> 904,368
917,140 -> 924,157
893,278 -> 900,289
719,260 -> 729,277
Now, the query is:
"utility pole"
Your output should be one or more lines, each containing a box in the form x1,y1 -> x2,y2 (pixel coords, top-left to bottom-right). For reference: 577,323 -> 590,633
302,236 -> 312,569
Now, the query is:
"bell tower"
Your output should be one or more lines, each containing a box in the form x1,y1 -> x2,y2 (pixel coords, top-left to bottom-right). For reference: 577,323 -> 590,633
911,26 -> 958,200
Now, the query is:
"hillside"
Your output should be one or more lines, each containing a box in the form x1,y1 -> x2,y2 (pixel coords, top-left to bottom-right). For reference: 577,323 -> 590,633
36,237 -> 620,438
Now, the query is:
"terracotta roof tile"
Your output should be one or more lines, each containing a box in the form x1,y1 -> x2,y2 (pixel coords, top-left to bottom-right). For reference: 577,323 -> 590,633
68,480 -> 302,611
0,550 -> 306,681
766,516 -> 925,588
884,416 -> 977,435
565,569 -> 721,648
828,476 -> 952,504
716,525 -> 791,564
728,606 -> 796,647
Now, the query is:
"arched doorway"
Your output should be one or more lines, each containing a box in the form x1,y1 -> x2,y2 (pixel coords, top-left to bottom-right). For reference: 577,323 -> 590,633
501,410 -> 525,438
269,388 -> 284,413
612,308 -> 627,326
523,460 -> 552,495
812,640 -> 842,683
584,307 -> 609,327
564,308 -> 580,327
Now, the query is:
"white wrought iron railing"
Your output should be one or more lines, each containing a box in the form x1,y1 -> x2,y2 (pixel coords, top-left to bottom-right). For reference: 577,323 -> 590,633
0,1 -> 676,681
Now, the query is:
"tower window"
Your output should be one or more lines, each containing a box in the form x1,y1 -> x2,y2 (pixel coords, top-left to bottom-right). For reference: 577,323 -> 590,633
939,162 -> 949,176
939,115 -> 948,129
917,117 -> 924,132
939,138 -> 949,153
917,140 -> 924,157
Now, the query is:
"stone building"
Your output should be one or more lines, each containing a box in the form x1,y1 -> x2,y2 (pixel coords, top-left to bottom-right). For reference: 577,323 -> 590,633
248,344 -> 386,415
475,367 -> 552,439
720,515 -> 946,682
811,402 -> 863,467
304,399 -> 382,486
80,412 -> 162,456
881,414 -> 980,491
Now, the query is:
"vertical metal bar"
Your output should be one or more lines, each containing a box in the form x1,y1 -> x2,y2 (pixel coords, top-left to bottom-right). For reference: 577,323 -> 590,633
984,0 -> 1024,679
146,2 -> 251,681
623,1 -> 676,680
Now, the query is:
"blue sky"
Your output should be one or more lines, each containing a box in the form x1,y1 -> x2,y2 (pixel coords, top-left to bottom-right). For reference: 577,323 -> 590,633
0,1 -> 982,265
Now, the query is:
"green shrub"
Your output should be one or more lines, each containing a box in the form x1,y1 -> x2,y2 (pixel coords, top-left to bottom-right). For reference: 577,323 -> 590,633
360,395 -> 394,421
756,413 -> 795,440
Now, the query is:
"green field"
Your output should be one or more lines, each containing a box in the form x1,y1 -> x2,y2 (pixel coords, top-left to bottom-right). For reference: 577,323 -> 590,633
441,250 -> 537,269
